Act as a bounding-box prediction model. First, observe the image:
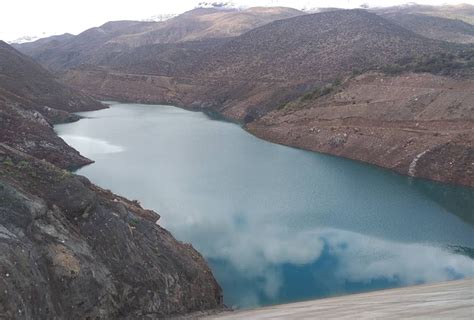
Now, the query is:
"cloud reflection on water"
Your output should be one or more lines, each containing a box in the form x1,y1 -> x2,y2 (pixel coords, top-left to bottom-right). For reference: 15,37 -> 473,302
182,222 -> 474,308
60,135 -> 125,157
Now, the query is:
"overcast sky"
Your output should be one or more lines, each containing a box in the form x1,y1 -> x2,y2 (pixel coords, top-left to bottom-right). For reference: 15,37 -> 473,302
1,0 -> 471,42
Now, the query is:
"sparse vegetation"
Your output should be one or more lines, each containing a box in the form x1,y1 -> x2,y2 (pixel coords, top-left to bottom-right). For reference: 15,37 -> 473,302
301,78 -> 342,102
60,169 -> 72,180
128,215 -> 140,227
381,50 -> 474,76
3,157 -> 14,166
281,78 -> 344,111
17,160 -> 29,169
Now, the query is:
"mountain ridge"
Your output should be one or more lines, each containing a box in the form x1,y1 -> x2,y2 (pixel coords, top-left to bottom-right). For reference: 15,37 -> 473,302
13,6 -> 305,71
63,9 -> 465,121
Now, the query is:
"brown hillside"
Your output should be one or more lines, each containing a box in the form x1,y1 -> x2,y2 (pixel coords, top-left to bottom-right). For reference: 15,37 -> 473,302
14,7 -> 304,71
109,7 -> 305,46
379,12 -> 474,44
65,10 -> 462,121
13,21 -> 156,70
374,4 -> 474,25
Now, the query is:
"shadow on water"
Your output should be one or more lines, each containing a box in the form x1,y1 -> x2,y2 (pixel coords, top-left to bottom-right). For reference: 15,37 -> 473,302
410,179 -> 474,226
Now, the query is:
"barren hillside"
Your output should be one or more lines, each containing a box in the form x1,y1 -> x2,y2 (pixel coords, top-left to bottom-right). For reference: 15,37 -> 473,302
380,13 -> 474,44
64,10 -> 463,121
109,7 -> 305,46
374,3 -> 474,24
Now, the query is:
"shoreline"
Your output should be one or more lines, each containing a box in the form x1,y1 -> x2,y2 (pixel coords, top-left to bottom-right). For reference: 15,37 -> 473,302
64,69 -> 473,188
74,100 -> 474,189
246,123 -> 474,189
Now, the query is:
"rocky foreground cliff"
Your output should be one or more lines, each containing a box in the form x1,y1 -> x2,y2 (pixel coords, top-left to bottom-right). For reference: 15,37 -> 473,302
0,42 -> 223,318
0,144 -> 222,319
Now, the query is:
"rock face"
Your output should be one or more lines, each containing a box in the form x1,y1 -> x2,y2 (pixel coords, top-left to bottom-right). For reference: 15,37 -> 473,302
0,144 -> 222,319
247,72 -> 474,187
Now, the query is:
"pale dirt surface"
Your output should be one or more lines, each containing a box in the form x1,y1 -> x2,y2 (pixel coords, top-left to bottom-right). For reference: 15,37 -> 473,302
205,279 -> 474,320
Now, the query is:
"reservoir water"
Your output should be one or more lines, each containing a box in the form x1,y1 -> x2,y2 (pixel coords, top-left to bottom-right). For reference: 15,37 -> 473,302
55,102 -> 474,308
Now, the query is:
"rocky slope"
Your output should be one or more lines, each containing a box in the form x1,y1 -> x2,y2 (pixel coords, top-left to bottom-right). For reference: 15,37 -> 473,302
0,41 -> 103,168
247,72 -> 474,187
0,144 -> 222,319
13,7 -> 304,71
0,41 -> 223,318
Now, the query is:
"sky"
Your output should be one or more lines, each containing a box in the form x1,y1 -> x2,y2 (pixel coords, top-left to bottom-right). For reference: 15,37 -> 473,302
1,0 -> 472,42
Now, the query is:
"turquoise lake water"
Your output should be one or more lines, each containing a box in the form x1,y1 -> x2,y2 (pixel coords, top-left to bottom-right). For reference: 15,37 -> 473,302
55,102 -> 474,308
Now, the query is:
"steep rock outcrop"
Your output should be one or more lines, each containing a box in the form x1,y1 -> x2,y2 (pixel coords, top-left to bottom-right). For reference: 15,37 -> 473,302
0,144 -> 223,319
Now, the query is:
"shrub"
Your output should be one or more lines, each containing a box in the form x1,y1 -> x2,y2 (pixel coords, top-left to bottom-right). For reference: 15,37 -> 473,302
381,49 -> 474,76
